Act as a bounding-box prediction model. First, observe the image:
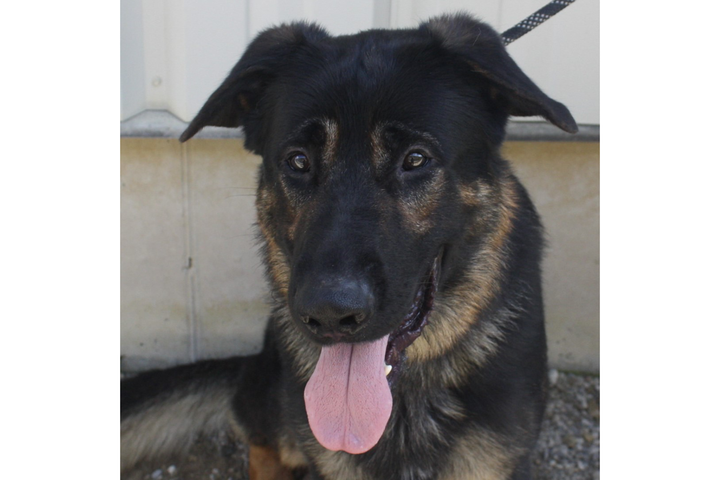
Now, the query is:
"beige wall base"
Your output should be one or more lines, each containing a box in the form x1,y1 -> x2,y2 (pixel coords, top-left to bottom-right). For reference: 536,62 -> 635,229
504,142 -> 599,373
121,139 -> 599,373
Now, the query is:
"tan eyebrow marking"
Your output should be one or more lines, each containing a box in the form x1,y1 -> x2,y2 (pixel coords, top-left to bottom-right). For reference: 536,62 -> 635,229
320,118 -> 339,167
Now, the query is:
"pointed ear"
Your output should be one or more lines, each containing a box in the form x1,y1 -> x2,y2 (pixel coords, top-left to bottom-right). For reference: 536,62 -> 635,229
179,22 -> 329,143
421,14 -> 578,133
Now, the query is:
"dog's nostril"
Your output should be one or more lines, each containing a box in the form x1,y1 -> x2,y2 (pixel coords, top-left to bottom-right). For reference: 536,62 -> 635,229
307,318 -> 321,329
339,315 -> 360,327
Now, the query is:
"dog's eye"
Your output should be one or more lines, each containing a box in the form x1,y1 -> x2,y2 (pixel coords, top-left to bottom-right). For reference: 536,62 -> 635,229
402,152 -> 430,171
287,153 -> 311,173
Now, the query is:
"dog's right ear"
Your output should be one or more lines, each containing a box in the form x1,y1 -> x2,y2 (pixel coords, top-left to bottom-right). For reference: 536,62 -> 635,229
179,22 -> 329,144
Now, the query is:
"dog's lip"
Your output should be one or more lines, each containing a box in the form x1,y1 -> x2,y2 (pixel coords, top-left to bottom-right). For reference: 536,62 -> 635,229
384,252 -> 442,382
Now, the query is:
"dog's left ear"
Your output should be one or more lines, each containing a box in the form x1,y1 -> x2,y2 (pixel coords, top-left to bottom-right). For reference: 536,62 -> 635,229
421,14 -> 578,133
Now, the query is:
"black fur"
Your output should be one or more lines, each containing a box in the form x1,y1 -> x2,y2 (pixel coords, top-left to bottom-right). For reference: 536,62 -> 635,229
122,13 -> 575,480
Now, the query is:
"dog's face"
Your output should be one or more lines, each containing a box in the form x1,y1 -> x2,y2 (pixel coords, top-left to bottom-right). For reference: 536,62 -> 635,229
181,13 -> 575,370
255,34 -> 497,350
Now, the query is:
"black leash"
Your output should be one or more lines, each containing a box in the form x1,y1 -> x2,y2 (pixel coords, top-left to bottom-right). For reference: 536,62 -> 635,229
501,0 -> 576,46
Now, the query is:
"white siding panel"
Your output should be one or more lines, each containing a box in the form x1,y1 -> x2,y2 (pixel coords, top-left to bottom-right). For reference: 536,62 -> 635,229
176,0 -> 248,122
248,0 -> 305,39
121,0 -> 146,120
373,0 -> 392,28
304,0 -> 375,36
121,0 -> 249,122
390,0 -> 502,29
248,0 -> 375,38
141,1 -> 169,111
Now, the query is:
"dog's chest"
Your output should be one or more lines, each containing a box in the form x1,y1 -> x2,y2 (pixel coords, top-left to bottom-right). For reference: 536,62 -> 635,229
311,432 -> 512,480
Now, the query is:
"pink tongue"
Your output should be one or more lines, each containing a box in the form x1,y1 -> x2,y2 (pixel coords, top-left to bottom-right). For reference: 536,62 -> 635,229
304,335 -> 392,454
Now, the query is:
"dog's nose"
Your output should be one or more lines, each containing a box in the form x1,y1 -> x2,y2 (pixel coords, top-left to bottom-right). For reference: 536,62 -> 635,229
295,278 -> 374,339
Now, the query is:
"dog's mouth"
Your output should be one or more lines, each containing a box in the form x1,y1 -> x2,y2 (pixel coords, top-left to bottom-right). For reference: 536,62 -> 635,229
383,253 -> 441,382
303,252 -> 441,455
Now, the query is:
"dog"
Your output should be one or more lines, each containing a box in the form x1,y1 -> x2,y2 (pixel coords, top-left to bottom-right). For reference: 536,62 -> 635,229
121,13 -> 577,480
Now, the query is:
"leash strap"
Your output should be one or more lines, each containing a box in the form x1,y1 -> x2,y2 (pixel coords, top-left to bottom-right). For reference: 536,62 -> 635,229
501,0 -> 576,46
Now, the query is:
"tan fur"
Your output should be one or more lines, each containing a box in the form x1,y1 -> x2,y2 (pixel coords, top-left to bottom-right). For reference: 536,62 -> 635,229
459,182 -> 481,208
249,445 -> 294,480
441,429 -> 521,480
321,118 -> 339,166
264,234 -> 292,299
277,433 -> 310,469
369,124 -> 388,170
407,174 -> 520,365
257,185 -> 292,298
121,389 -> 238,472
397,173 -> 447,235
314,449 -> 372,480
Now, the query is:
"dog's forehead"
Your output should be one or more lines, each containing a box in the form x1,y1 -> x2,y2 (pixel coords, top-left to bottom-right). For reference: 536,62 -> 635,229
273,33 -> 468,150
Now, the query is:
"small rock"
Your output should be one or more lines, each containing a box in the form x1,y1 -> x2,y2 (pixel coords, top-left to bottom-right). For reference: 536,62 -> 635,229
562,434 -> 577,449
548,369 -> 559,386
587,398 -> 600,420
582,430 -> 594,444
151,469 -> 163,480
167,465 -> 177,476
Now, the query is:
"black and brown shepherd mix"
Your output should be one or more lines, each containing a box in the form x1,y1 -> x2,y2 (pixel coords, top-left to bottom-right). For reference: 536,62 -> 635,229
122,13 -> 577,480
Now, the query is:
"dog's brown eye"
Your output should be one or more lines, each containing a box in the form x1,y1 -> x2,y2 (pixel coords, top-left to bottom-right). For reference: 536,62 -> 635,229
287,153 -> 311,172
403,152 -> 429,170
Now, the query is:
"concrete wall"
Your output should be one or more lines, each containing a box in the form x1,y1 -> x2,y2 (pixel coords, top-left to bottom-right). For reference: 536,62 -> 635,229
121,138 -> 599,373
505,142 -> 599,372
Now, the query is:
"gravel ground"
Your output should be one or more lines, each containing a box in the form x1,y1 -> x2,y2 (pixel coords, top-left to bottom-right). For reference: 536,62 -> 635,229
124,370 -> 599,480
534,371 -> 600,480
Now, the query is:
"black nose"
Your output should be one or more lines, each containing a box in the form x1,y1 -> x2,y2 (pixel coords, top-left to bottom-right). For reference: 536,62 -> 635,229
294,277 -> 374,340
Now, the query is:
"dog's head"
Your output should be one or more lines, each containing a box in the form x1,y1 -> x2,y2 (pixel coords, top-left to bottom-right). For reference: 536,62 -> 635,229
181,14 -> 575,453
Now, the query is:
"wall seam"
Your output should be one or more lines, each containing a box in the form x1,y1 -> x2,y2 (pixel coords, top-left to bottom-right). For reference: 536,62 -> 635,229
181,141 -> 198,362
